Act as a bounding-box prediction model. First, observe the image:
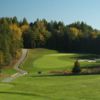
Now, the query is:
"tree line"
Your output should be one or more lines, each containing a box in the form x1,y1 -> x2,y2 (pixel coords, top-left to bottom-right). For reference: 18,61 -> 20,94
22,18 -> 100,53
0,17 -> 100,66
0,17 -> 23,66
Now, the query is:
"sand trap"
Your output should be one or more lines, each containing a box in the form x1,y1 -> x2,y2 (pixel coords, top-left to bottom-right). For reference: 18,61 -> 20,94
79,59 -> 96,63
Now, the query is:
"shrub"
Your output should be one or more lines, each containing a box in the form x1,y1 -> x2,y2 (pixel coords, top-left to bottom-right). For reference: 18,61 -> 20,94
72,60 -> 81,74
38,71 -> 42,74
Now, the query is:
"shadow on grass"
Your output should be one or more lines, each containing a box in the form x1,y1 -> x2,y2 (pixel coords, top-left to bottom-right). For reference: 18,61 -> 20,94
30,72 -> 100,78
31,66 -> 100,77
0,91 -> 38,96
82,66 -> 100,69
0,91 -> 52,99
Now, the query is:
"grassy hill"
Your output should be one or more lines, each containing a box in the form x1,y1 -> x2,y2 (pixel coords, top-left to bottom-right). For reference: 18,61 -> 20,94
1,49 -> 100,100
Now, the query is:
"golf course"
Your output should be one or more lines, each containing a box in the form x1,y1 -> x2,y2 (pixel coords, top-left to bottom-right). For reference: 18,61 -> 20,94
1,0 -> 100,99
1,49 -> 100,100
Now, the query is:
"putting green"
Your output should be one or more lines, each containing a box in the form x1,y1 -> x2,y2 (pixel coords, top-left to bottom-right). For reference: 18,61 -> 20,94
33,52 -> 100,71
34,53 -> 74,70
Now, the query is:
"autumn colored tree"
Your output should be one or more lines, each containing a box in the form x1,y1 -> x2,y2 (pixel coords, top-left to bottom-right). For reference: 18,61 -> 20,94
10,24 -> 23,59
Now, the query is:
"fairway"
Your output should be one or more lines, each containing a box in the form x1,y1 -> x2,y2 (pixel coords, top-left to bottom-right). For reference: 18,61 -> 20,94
1,75 -> 100,100
34,53 -> 100,71
34,53 -> 73,70
19,49 -> 100,75
1,49 -> 100,100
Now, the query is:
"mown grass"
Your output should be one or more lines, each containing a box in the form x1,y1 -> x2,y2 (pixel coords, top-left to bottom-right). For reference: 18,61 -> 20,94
1,48 -> 100,100
21,49 -> 100,75
34,53 -> 100,71
1,75 -> 100,100
20,48 -> 58,73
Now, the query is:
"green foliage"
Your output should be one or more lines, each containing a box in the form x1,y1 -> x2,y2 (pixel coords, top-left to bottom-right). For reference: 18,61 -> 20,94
0,17 -> 22,66
22,17 -> 28,25
12,16 -> 18,25
0,22 -> 12,65
72,60 -> 81,74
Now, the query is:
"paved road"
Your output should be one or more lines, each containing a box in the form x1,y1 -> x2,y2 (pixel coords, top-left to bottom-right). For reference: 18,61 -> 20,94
2,49 -> 28,83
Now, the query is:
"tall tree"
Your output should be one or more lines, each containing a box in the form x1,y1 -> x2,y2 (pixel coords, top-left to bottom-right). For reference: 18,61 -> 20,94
10,24 -> 23,59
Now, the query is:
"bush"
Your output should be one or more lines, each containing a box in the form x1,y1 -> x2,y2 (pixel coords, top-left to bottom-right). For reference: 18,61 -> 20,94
72,60 -> 81,74
38,71 -> 42,74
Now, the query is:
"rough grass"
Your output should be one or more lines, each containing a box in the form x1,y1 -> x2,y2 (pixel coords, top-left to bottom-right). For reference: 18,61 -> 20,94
2,69 -> 17,74
0,69 -> 17,81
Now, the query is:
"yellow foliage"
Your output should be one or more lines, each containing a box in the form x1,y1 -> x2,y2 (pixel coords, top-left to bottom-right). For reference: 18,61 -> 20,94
21,25 -> 29,32
69,27 -> 79,39
10,24 -> 22,40
0,51 -> 4,65
90,31 -> 97,38
40,34 -> 45,41
15,49 -> 22,59
70,27 -> 79,36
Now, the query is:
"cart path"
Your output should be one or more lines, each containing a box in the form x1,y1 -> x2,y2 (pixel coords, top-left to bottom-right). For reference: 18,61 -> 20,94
2,49 -> 28,83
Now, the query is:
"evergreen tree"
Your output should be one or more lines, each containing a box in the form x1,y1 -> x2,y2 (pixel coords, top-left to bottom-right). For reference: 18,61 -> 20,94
72,60 -> 81,74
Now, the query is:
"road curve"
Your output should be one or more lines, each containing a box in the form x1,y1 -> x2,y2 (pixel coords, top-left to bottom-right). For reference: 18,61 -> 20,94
2,49 -> 28,83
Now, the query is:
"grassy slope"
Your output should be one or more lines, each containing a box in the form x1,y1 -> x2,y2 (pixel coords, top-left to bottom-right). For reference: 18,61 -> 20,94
1,75 -> 100,100
1,49 -> 100,100
20,49 -> 58,73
